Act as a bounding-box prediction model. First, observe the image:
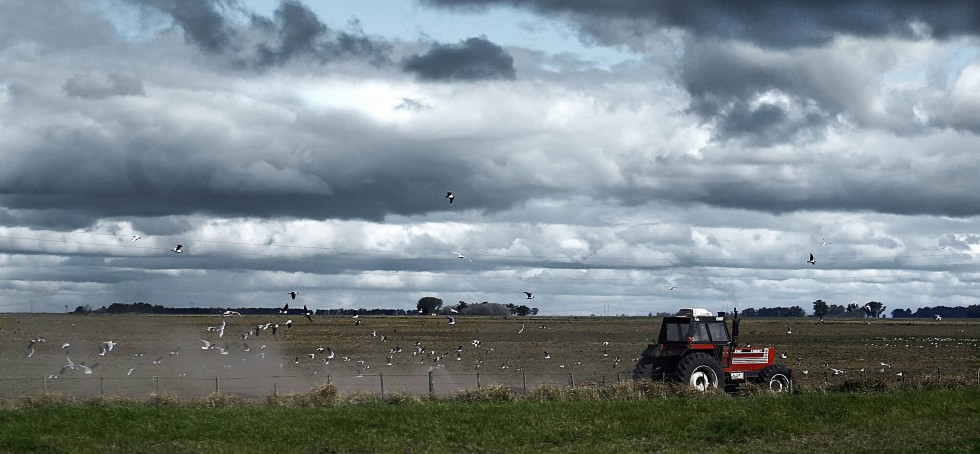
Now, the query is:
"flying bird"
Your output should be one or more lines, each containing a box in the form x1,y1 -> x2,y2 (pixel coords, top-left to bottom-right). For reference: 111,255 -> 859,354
280,303 -> 289,314
303,305 -> 313,323
822,237 -> 832,246
453,251 -> 472,262
447,316 -> 456,325
807,253 -> 815,265
288,291 -> 298,300
445,192 -> 454,204
131,235 -> 141,241
523,292 -> 534,299
518,323 -> 525,334
664,284 -> 676,291
172,244 -> 183,253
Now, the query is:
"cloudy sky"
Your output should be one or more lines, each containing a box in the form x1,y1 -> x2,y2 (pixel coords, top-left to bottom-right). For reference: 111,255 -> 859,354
2,0 -> 980,316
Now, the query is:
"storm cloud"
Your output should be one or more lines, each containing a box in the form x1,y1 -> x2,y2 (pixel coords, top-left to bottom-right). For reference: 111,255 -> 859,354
402,36 -> 516,81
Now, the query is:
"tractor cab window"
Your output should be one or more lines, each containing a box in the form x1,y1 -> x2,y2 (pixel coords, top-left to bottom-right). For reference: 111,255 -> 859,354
690,323 -> 710,342
707,323 -> 730,343
659,320 -> 689,343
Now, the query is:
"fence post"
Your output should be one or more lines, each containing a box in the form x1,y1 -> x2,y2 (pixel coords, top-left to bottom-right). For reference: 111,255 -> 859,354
602,375 -> 605,386
327,374 -> 331,385
937,367 -> 941,381
428,370 -> 434,396
154,376 -> 159,393
568,374 -> 574,386
215,377 -> 220,394
100,377 -> 105,395
380,373 -> 384,398
477,372 -> 481,388
273,383 -> 278,396
522,371 -> 527,393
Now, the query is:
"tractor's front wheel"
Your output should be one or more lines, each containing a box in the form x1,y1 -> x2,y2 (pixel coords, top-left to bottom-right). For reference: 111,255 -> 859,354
759,364 -> 791,392
677,352 -> 725,391
632,356 -> 667,380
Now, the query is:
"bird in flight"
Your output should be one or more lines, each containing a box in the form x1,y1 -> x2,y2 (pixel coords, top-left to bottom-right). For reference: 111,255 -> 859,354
288,291 -> 298,300
664,284 -> 676,291
280,303 -> 289,314
131,235 -> 141,241
303,305 -> 313,323
523,291 -> 534,299
445,192 -> 454,204
447,316 -> 456,325
822,237 -> 832,246
807,253 -> 815,265
453,251 -> 472,262
172,244 -> 183,253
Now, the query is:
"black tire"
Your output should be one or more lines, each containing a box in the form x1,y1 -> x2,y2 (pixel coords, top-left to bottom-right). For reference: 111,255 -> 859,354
677,352 -> 725,391
758,364 -> 791,392
632,356 -> 664,380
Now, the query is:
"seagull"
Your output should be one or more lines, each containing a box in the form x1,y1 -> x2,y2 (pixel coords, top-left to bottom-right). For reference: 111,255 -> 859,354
664,284 -> 676,291
285,320 -> 293,329
172,244 -> 183,253
280,303 -> 289,314
104,340 -> 116,351
127,368 -> 135,376
934,314 -> 942,321
222,310 -> 241,317
544,351 -> 551,359
201,339 -> 212,350
303,305 -> 313,323
523,291 -> 534,299
518,324 -> 525,334
822,237 -> 832,246
786,326 -> 793,335
880,361 -> 891,368
807,252 -> 815,265
131,235 -> 141,241
99,345 -> 108,356
447,316 -> 456,325
288,291 -> 298,300
453,251 -> 472,262
445,192 -> 454,204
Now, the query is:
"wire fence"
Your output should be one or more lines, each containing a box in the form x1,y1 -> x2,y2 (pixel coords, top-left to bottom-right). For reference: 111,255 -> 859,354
0,371 -> 625,400
2,367 -> 978,401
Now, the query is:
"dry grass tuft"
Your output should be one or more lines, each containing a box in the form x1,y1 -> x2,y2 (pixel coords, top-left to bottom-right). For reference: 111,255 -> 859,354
453,384 -> 518,403
19,392 -> 73,408
145,392 -> 179,407
343,390 -> 382,405
382,391 -> 428,405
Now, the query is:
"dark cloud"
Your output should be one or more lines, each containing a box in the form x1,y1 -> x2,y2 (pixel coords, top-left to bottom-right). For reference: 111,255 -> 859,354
129,0 -> 239,52
420,0 -> 980,48
129,0 -> 391,68
394,98 -> 433,111
63,72 -> 145,99
402,37 -> 516,81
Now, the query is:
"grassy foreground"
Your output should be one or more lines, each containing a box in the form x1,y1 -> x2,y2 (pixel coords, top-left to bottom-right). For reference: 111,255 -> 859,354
1,387 -> 978,453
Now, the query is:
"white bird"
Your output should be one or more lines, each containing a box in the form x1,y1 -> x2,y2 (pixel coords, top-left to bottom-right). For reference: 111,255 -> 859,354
807,252 -> 815,265
453,251 -> 472,262
518,324 -> 525,334
822,236 -> 832,246
880,361 -> 891,368
780,353 -> 788,359
172,244 -> 183,253
896,371 -> 905,377
78,363 -> 96,374
447,316 -> 456,325
104,340 -> 117,351
127,368 -> 135,376
201,339 -> 212,350
445,192 -> 454,204
222,310 -> 241,317
523,291 -> 534,299
665,284 -> 676,291
543,351 -> 551,359
786,326 -> 793,335
450,307 -> 459,313
98,346 -> 108,356
830,368 -> 844,376
934,314 -> 942,321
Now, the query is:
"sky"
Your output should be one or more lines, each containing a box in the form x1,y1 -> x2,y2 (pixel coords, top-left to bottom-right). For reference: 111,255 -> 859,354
2,0 -> 980,316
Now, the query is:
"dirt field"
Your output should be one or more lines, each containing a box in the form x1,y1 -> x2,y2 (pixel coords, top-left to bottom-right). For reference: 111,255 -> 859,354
1,313 -> 977,398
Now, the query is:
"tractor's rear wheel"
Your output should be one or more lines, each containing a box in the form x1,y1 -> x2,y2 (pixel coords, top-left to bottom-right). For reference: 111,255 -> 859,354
632,356 -> 666,380
759,364 -> 791,392
677,353 -> 725,391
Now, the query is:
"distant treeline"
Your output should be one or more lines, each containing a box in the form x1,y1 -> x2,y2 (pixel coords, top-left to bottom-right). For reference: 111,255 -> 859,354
727,304 -> 980,319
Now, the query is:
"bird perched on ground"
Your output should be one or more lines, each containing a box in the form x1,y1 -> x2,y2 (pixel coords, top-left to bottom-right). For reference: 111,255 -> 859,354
445,192 -> 454,204
807,253 -> 815,265
172,244 -> 183,253
523,291 -> 534,299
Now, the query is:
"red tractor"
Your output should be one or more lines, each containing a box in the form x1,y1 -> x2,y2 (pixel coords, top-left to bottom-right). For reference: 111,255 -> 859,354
632,308 -> 792,392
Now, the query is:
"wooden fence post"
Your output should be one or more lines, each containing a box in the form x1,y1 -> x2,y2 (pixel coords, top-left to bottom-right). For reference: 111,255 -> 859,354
428,370 -> 434,396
